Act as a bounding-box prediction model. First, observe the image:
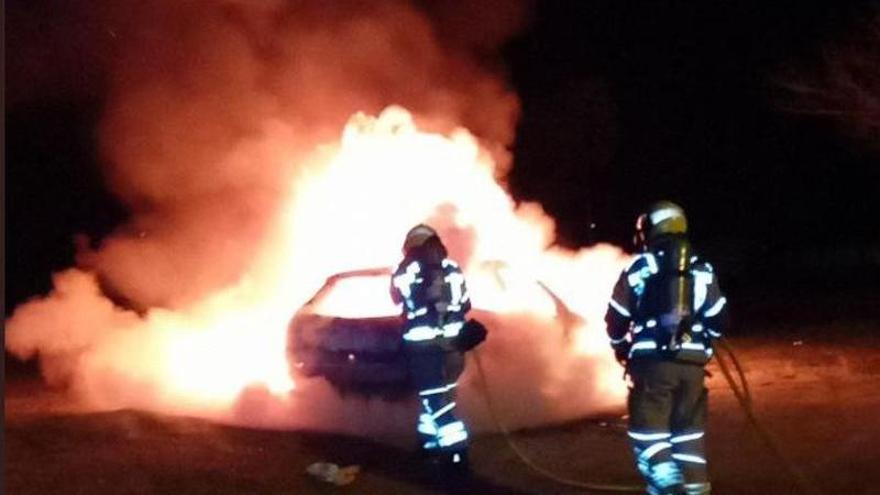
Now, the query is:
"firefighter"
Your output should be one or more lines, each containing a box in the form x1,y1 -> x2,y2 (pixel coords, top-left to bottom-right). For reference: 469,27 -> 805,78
605,201 -> 727,495
391,224 -> 477,471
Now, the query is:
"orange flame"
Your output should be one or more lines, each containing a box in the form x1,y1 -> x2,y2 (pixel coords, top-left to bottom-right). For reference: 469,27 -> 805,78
10,106 -> 631,427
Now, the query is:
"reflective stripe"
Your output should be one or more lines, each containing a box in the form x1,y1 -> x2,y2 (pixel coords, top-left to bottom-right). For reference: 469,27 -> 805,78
703,297 -> 727,317
672,453 -> 707,464
438,429 -> 468,447
707,328 -> 722,338
640,442 -> 672,460
442,322 -> 463,338
437,421 -> 468,447
406,307 -> 428,319
684,482 -> 712,495
632,325 -> 644,334
646,319 -> 657,328
671,432 -> 704,443
418,422 -> 437,435
681,342 -> 705,351
418,411 -> 437,435
403,326 -> 439,341
691,323 -> 704,332
650,207 -> 683,225
609,298 -> 632,317
446,271 -> 465,306
631,341 -> 657,352
442,259 -> 458,268
610,336 -> 628,345
694,283 -> 707,311
420,417 -> 469,449
645,253 -> 659,274
629,431 -> 672,441
404,323 -> 463,341
692,270 -> 713,310
626,253 -> 658,288
626,253 -> 648,271
627,272 -> 643,288
693,269 -> 713,285
651,461 -> 684,488
438,421 -> 465,436
431,401 -> 456,420
392,261 -> 421,298
419,383 -> 457,396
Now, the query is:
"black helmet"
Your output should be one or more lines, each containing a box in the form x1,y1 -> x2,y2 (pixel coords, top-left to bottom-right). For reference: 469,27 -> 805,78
634,201 -> 688,250
402,224 -> 438,253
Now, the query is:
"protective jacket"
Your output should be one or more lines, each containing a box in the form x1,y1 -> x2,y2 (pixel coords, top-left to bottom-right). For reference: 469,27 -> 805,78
391,241 -> 471,345
605,235 -> 727,365
390,237 -> 472,458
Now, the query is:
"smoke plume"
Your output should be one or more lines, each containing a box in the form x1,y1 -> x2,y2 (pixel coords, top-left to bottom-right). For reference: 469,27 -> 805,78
7,0 -> 628,437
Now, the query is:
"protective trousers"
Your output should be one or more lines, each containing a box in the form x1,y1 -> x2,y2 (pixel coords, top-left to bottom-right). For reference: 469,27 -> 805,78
404,342 -> 468,455
627,359 -> 710,495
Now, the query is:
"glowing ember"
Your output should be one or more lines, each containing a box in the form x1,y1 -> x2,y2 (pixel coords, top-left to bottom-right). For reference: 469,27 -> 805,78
7,106 -> 630,428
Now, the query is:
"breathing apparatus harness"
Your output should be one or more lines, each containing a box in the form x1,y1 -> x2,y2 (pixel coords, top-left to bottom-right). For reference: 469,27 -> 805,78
472,231 -> 817,493
635,236 -> 703,361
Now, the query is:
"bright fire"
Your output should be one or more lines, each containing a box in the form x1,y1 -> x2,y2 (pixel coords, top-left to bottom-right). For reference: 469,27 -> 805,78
9,106 -> 630,428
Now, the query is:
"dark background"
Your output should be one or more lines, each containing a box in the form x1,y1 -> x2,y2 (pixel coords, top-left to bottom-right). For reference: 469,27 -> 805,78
504,1 -> 880,324
6,1 -> 880,326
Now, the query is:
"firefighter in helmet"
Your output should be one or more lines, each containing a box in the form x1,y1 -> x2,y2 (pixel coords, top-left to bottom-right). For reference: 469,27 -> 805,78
391,224 -> 483,471
605,201 -> 727,495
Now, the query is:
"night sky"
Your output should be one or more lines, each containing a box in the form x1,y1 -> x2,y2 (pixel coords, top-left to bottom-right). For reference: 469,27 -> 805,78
511,2 -> 877,239
6,1 -> 880,320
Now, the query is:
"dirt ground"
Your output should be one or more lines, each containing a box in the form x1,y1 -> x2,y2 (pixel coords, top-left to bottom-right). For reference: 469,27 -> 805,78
6,328 -> 880,495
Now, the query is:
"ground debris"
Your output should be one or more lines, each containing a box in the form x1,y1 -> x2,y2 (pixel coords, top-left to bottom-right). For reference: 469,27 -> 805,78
305,462 -> 361,486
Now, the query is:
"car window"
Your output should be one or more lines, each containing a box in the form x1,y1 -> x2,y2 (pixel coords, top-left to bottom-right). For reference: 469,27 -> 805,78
311,275 -> 400,318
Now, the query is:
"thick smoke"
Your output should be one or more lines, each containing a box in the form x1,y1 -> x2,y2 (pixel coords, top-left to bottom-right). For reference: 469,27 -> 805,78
87,0 -> 521,308
7,0 -> 627,437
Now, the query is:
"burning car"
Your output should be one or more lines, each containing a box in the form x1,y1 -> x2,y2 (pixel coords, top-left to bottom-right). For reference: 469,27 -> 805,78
287,262 -> 582,398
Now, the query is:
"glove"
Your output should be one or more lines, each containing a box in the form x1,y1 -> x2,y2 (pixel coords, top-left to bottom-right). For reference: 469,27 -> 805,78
455,319 -> 488,351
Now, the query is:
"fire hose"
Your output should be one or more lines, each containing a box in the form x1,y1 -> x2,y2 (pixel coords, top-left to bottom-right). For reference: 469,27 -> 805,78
712,339 -> 820,495
472,349 -> 643,492
472,339 -> 819,494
